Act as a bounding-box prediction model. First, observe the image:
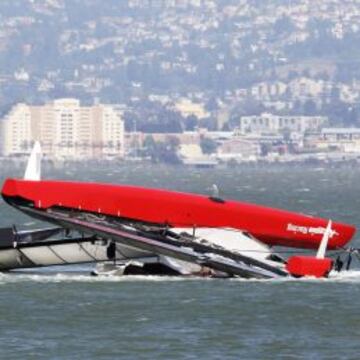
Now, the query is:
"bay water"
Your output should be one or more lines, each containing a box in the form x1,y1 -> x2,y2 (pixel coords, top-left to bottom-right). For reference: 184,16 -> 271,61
0,163 -> 359,360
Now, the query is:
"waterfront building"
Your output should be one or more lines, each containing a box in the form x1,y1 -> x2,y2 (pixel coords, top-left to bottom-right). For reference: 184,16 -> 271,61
239,113 -> 327,135
217,138 -> 260,161
316,128 -> 360,153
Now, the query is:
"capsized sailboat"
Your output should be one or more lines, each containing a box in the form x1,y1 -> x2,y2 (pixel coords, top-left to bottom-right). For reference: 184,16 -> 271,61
0,143 -> 357,278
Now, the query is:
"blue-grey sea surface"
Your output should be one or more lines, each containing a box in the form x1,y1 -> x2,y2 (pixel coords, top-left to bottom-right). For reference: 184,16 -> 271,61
0,163 -> 359,360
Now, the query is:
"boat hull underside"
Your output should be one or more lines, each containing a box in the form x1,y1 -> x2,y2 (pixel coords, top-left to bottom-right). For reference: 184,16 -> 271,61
1,178 -> 356,250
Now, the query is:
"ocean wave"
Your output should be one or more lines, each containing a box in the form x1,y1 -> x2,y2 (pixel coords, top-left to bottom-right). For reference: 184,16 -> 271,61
1,269 -> 360,284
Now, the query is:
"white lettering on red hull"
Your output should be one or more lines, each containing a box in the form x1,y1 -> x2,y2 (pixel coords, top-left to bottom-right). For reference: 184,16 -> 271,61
287,223 -> 339,238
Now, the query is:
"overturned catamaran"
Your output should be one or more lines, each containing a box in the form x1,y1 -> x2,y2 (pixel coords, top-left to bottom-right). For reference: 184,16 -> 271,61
0,143 -> 357,278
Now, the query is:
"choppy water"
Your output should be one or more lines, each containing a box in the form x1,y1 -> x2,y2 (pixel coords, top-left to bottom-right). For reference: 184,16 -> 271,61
1,163 -> 360,359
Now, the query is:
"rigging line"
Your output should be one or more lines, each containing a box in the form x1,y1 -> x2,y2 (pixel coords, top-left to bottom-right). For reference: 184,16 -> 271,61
218,249 -> 351,255
169,248 -> 308,255
48,246 -> 68,264
115,246 -> 130,259
78,242 -> 98,262
16,248 -> 37,266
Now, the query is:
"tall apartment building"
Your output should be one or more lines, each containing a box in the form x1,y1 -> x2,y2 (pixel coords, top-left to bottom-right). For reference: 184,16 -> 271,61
0,99 -> 125,160
0,103 -> 32,156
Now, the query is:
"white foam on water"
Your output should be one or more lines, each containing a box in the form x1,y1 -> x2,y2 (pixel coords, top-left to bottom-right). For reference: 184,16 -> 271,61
0,271 -> 205,285
328,269 -> 360,282
225,269 -> 360,284
296,188 -> 311,193
273,270 -> 360,284
1,270 -> 360,285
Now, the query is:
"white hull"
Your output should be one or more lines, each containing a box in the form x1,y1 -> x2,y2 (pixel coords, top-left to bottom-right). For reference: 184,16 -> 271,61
0,240 -> 152,270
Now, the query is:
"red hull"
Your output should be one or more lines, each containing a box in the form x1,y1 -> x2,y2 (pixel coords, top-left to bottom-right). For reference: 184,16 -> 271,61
1,178 -> 356,250
286,256 -> 333,278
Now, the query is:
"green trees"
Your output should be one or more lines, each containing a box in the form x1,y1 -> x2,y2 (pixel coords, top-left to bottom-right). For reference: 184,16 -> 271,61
143,135 -> 181,164
200,137 -> 218,154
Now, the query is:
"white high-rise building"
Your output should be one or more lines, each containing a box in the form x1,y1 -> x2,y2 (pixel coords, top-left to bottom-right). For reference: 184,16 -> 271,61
53,98 -> 82,158
101,105 -> 125,157
0,99 -> 125,160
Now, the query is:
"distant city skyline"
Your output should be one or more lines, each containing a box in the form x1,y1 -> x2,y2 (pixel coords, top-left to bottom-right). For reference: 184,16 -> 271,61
0,0 -> 359,129
1,1 -> 360,164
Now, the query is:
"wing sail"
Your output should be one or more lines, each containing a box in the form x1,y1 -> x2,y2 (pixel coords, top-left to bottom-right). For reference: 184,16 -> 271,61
19,207 -> 288,278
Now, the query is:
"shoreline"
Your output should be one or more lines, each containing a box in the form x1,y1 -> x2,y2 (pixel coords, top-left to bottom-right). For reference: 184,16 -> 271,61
0,154 -> 360,169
